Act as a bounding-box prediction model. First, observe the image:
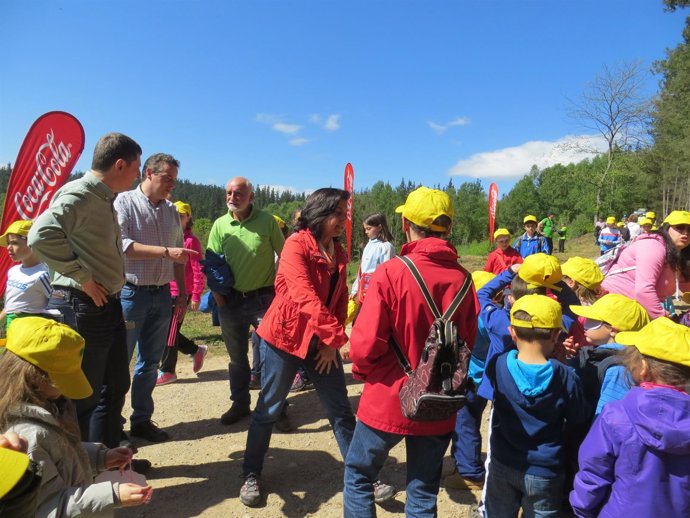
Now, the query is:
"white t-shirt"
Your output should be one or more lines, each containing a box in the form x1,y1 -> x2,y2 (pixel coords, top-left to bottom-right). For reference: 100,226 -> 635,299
5,263 -> 52,314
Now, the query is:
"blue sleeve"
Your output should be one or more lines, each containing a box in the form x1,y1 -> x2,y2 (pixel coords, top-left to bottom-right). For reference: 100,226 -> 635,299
477,268 -> 515,308
596,366 -> 632,415
542,237 -> 551,254
564,368 -> 592,426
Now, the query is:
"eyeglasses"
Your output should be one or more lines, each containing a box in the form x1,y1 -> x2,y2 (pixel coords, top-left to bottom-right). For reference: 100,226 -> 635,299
583,318 -> 607,331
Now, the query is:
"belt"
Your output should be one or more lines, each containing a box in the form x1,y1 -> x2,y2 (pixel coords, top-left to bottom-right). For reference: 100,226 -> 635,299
52,287 -> 120,301
125,282 -> 168,291
232,286 -> 274,298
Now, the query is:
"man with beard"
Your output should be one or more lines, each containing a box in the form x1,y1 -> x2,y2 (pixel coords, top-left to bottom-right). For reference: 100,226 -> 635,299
207,177 -> 285,425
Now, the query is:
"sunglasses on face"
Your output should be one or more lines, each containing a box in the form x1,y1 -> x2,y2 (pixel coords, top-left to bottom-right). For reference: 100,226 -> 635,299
583,318 -> 607,331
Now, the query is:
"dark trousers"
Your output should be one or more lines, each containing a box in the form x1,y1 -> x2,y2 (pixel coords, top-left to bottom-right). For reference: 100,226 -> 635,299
47,290 -> 130,448
558,239 -> 565,253
160,297 -> 198,374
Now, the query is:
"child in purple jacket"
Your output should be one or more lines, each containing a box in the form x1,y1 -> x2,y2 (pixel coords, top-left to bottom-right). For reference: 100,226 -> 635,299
570,317 -> 690,518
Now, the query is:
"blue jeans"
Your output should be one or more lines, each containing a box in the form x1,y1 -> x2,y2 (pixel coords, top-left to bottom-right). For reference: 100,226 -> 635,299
120,284 -> 172,424
47,289 -> 130,448
451,388 -> 488,480
217,291 -> 274,409
242,337 -> 355,475
485,460 -> 564,518
344,421 -> 451,518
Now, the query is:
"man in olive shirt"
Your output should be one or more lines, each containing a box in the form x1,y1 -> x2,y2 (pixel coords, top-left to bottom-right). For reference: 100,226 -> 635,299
28,133 -> 141,449
207,177 -> 285,425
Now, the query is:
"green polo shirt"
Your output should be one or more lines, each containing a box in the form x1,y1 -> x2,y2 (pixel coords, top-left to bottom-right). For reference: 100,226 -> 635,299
207,206 -> 285,292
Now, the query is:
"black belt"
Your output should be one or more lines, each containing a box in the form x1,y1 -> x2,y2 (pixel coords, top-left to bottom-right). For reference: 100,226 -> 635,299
125,282 -> 168,291
52,286 -> 120,301
232,286 -> 274,298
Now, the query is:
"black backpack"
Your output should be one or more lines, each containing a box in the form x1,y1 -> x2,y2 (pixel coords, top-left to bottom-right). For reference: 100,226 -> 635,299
575,345 -> 624,420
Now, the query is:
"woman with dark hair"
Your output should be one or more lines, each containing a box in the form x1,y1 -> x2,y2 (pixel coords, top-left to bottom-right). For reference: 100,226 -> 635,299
238,188 -> 393,507
601,211 -> 690,319
351,213 -> 396,304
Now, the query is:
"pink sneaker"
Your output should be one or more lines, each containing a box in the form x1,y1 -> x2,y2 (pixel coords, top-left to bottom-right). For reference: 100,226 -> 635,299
192,344 -> 208,374
156,371 -> 177,386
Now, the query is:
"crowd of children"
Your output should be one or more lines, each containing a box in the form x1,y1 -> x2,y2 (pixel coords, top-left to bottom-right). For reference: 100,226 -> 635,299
1,205 -> 690,518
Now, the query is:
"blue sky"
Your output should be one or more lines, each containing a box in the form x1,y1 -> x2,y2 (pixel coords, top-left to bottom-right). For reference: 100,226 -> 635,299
1,0 -> 687,197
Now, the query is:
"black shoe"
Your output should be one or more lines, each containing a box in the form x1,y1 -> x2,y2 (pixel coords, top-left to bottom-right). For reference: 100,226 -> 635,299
131,458 -> 152,474
130,420 -> 170,443
119,431 -> 138,454
274,411 -> 292,433
220,405 -> 251,425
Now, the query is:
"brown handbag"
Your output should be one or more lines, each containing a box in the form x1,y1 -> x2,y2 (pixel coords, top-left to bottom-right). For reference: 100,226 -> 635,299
389,256 -> 473,421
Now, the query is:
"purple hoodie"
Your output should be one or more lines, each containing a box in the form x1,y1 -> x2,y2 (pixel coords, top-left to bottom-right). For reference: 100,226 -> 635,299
570,386 -> 690,517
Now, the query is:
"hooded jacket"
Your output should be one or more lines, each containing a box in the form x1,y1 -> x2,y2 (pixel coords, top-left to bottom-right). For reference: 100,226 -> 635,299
570,386 -> 690,517
484,246 -> 523,275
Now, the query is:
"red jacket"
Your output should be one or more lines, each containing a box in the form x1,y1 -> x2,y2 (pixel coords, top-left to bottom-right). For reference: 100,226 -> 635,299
350,237 -> 479,436
484,246 -> 523,275
257,229 -> 349,359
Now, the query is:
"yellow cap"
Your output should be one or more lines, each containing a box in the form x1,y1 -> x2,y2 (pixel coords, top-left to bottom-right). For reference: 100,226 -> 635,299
523,215 -> 538,224
639,217 -> 652,227
395,187 -> 453,232
0,447 -> 30,498
3,317 -> 92,400
662,210 -> 690,226
472,271 -> 496,291
616,222 -> 625,227
0,220 -> 33,247
518,253 -> 562,291
493,228 -> 511,240
344,298 -> 359,325
510,294 -> 565,330
174,201 -> 192,216
273,215 -> 287,230
616,317 -> 690,367
606,216 -> 616,225
561,256 -> 604,290
570,294 -> 650,331
646,211 -> 656,220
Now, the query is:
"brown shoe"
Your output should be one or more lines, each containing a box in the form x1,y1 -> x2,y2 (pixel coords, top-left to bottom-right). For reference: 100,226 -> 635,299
443,470 -> 484,491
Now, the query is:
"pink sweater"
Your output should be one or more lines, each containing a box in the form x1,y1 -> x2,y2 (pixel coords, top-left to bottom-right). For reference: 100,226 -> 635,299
601,234 -> 690,318
170,230 -> 205,302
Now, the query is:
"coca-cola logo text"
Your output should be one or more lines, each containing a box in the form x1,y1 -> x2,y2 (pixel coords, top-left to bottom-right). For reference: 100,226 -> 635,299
14,129 -> 73,220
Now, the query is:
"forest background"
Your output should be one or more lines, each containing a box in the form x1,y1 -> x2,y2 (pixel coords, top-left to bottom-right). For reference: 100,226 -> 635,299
1,1 -> 688,262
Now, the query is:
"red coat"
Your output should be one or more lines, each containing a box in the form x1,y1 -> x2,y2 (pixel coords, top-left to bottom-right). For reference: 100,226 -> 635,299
350,237 -> 479,436
257,229 -> 349,359
484,246 -> 523,275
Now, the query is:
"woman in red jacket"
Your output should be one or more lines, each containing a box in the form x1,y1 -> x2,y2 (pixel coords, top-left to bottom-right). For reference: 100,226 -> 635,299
484,228 -> 523,275
238,188 -> 356,507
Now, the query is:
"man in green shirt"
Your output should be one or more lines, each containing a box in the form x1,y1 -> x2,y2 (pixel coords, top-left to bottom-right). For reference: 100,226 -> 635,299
28,133 -> 142,453
207,177 -> 285,425
537,213 -> 556,255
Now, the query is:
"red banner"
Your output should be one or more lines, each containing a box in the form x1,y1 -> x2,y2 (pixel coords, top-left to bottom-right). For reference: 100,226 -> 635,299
488,182 -> 499,243
0,111 -> 85,297
344,163 -> 354,262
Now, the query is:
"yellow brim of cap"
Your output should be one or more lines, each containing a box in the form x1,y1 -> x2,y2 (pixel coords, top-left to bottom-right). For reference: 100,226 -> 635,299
0,447 -> 30,499
511,319 -> 568,333
395,204 -> 405,213
51,370 -> 93,400
569,305 -> 603,321
525,281 -> 562,292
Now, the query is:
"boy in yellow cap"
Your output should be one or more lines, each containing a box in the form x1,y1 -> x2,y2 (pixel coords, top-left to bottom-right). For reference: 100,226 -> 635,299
484,228 -> 523,275
484,295 -> 589,517
514,215 -> 550,258
561,256 -> 604,305
0,220 -> 55,328
597,216 -> 622,255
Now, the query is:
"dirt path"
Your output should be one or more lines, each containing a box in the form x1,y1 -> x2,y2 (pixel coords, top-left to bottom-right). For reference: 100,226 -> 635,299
116,349 -> 486,518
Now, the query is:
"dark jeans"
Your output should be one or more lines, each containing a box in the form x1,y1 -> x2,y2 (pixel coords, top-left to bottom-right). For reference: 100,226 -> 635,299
160,297 -> 199,374
217,290 -> 274,409
451,388 -> 488,480
545,237 -> 553,255
47,289 -> 130,448
558,239 -> 565,253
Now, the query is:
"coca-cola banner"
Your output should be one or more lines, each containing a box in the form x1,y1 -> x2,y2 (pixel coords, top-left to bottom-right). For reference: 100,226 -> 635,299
0,111 -> 85,297
344,163 -> 354,262
488,182 -> 499,243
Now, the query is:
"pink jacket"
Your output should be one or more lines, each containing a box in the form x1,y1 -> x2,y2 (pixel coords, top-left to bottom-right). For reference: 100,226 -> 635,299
170,230 -> 204,302
601,234 -> 690,319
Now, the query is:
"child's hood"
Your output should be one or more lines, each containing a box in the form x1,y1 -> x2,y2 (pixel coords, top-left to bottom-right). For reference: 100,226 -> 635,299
623,387 -> 690,454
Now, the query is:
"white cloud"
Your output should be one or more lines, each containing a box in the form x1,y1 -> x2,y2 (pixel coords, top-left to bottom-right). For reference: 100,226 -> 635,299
324,114 -> 340,131
428,116 -> 470,135
309,114 -> 321,124
289,137 -> 310,146
256,113 -> 302,135
259,184 -> 315,196
448,134 -> 608,179
273,122 -> 301,135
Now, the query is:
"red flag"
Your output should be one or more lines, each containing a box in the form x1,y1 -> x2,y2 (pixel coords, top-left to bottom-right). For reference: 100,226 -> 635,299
0,111 -> 85,297
488,182 -> 499,243
344,163 -> 355,262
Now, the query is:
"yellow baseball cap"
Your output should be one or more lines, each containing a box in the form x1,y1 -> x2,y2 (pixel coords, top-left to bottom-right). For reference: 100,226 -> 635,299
395,187 -> 453,232
639,217 -> 652,227
606,216 -> 616,225
174,201 -> 192,216
0,447 -> 30,498
510,294 -> 565,331
3,317 -> 92,399
493,228 -> 511,240
273,215 -> 287,230
523,215 -> 538,224
662,210 -> 690,226
616,222 -> 625,228
570,294 -> 650,332
518,253 -> 562,291
646,211 -> 656,220
561,256 -> 604,290
0,220 -> 33,247
616,317 -> 690,367
472,271 -> 496,291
